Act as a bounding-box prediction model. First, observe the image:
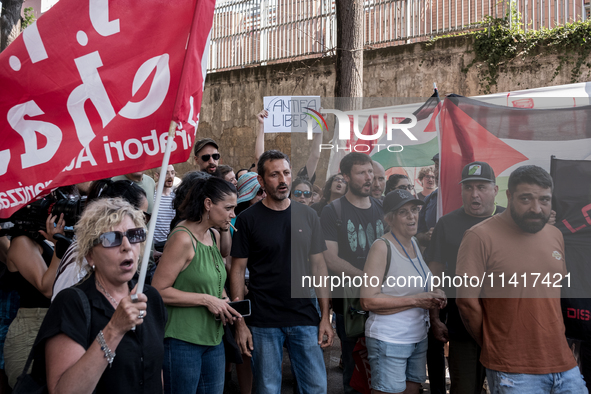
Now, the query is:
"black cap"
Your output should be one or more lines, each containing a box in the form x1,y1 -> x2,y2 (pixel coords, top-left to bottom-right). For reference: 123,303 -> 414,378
460,161 -> 496,183
383,189 -> 425,213
432,153 -> 439,162
194,138 -> 219,155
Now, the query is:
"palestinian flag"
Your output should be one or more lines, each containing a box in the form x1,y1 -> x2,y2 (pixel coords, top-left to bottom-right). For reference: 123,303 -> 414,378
326,92 -> 441,180
370,91 -> 441,169
439,95 -> 591,215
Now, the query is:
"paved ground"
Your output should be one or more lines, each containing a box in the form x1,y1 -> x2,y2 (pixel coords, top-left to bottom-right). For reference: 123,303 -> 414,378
223,325 -> 462,394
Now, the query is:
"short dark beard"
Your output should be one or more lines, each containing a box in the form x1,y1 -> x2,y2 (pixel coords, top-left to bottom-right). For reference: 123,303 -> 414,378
510,204 -> 549,234
265,182 -> 290,202
349,182 -> 370,197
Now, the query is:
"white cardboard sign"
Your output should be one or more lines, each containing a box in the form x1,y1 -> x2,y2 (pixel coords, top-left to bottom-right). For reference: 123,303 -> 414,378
263,96 -> 321,133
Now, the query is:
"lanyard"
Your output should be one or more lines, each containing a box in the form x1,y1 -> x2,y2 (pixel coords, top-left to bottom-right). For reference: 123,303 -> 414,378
390,231 -> 428,292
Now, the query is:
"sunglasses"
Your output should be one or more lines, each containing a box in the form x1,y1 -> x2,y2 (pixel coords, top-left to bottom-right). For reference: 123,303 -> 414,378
200,153 -> 220,162
293,190 -> 312,198
396,185 -> 414,191
94,228 -> 146,248
334,178 -> 347,184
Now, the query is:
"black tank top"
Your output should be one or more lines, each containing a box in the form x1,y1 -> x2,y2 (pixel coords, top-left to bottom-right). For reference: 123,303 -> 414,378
4,237 -> 53,308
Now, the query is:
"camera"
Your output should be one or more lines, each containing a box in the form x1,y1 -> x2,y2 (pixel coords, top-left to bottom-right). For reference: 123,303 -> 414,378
0,190 -> 85,240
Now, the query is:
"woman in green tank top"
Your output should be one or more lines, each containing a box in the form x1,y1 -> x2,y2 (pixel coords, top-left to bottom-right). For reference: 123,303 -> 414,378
152,177 -> 242,394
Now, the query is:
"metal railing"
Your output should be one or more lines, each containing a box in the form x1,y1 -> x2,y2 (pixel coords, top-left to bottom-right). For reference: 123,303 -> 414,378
208,0 -> 588,72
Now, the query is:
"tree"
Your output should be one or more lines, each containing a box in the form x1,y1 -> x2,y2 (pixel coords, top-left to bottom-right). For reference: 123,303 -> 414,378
334,0 -> 363,109
1,0 -> 25,52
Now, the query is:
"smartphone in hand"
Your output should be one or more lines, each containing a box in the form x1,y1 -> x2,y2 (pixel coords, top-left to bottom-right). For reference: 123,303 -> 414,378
215,299 -> 251,320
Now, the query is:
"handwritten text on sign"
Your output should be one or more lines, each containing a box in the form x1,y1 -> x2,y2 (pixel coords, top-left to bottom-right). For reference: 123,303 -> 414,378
263,96 -> 321,133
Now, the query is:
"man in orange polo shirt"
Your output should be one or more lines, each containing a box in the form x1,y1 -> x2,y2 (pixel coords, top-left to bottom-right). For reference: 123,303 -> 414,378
456,165 -> 587,393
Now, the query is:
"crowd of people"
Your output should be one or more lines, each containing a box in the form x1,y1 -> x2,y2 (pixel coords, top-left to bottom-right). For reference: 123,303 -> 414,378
0,108 -> 587,394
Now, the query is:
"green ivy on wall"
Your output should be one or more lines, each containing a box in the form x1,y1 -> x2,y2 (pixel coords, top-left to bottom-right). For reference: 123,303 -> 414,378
21,7 -> 36,30
429,11 -> 591,93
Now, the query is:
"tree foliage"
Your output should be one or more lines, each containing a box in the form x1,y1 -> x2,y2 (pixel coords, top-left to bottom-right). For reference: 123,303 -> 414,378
22,7 -> 36,29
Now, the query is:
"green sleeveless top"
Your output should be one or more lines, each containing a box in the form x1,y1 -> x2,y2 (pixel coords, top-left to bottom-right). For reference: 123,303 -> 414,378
164,226 -> 226,346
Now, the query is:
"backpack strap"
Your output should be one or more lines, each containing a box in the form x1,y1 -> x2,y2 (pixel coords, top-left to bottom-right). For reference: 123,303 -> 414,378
378,237 -> 392,284
330,197 -> 343,228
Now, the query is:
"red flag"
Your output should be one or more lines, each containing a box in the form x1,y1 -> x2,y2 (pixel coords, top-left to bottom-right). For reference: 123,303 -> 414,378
0,0 -> 215,218
439,98 -> 529,214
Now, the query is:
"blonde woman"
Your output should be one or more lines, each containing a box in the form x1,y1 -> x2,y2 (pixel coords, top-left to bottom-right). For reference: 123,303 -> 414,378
33,198 -> 167,394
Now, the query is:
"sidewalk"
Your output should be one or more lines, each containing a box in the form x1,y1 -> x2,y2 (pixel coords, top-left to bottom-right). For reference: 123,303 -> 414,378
223,331 -> 459,394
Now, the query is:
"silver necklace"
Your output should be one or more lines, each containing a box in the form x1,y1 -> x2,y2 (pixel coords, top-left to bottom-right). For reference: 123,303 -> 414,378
96,279 -> 119,307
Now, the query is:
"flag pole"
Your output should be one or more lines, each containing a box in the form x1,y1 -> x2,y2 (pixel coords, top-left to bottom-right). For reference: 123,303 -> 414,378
434,81 -> 443,223
136,120 -> 177,295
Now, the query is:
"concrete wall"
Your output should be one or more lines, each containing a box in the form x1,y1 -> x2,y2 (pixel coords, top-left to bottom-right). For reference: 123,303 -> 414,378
174,35 -> 591,183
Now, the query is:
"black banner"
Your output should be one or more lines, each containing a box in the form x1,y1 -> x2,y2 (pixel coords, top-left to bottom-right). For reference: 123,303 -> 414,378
551,157 -> 591,341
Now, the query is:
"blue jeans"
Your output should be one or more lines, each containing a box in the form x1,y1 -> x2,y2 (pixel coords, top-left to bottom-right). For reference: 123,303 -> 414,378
163,338 -> 225,394
486,366 -> 589,394
250,325 -> 327,394
335,313 -> 362,394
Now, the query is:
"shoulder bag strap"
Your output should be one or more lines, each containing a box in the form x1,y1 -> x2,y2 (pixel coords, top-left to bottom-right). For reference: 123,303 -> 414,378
378,237 -> 392,284
17,287 -> 92,380
329,197 -> 345,250
71,287 -> 92,342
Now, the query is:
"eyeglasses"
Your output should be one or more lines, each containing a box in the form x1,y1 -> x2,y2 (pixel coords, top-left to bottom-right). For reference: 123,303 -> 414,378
424,175 -> 436,180
94,228 -> 146,248
293,190 -> 312,198
396,206 -> 420,217
200,153 -> 220,162
396,185 -> 414,191
334,178 -> 347,184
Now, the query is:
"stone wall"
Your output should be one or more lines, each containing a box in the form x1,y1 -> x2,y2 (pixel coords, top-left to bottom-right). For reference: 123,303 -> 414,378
173,35 -> 591,183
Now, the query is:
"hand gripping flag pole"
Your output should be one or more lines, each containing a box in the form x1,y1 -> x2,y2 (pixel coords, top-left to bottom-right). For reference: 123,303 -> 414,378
130,121 -> 175,331
135,121 -> 177,296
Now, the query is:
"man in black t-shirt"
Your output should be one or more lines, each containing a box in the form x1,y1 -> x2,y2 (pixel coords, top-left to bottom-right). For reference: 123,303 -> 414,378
320,152 -> 384,394
230,150 -> 333,394
427,161 -> 505,394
